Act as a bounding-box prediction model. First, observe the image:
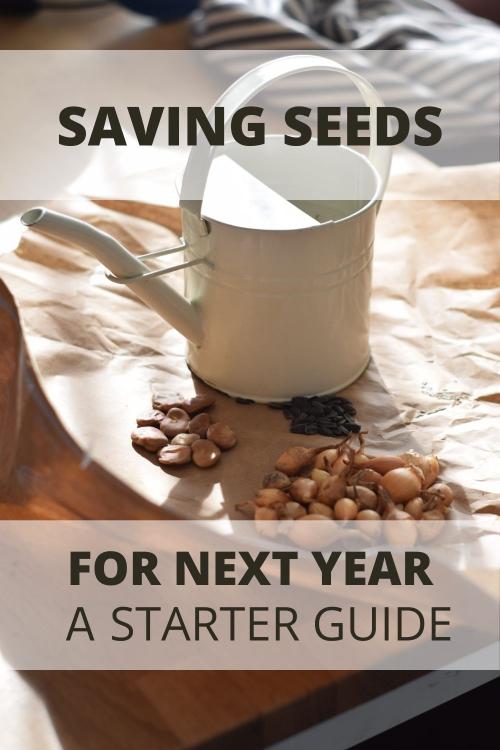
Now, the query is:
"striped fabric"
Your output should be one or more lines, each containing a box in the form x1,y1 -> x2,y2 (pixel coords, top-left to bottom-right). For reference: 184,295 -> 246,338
190,1 -> 500,163
191,0 -> 500,49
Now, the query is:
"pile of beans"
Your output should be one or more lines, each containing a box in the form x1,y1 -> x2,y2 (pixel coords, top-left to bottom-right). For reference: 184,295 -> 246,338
238,435 -> 454,526
132,392 -> 237,469
268,394 -> 361,437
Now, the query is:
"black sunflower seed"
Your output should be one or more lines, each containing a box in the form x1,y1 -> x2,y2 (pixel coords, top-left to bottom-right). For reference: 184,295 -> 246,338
304,424 -> 318,435
266,393 -> 360,437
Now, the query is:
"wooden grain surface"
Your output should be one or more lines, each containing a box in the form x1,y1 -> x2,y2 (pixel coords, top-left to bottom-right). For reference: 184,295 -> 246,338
0,278 -> 421,749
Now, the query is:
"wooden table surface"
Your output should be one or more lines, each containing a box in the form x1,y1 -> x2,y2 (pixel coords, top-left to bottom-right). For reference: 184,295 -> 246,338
0,9 -> 426,748
0,277 -> 424,750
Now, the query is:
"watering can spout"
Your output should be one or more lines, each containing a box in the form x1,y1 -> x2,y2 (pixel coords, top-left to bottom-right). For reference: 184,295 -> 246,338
21,207 -> 204,346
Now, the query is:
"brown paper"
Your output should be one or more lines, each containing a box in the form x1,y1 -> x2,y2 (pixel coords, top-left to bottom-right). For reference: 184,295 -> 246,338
0,162 -> 499,519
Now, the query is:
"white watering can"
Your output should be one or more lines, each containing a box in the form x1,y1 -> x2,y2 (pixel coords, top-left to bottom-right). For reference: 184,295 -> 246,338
21,55 -> 391,402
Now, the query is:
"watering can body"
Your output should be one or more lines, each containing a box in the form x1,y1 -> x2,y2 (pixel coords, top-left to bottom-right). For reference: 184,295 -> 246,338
182,146 -> 380,400
21,55 -> 391,402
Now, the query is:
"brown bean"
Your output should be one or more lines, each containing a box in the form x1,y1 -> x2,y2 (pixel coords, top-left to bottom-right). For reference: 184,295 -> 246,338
182,394 -> 216,415
136,409 -> 166,428
157,445 -> 192,466
152,392 -> 185,412
131,427 -> 168,452
160,408 -> 190,438
188,413 -> 211,438
207,422 -> 237,450
289,478 -> 318,504
192,439 -> 221,468
171,433 -> 200,446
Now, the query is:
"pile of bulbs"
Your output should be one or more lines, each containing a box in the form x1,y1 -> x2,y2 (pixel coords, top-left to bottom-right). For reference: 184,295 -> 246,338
238,434 -> 454,524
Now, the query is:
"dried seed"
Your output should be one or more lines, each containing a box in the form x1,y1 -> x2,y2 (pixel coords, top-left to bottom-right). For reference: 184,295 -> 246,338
136,409 -> 166,428
182,394 -> 216,415
207,422 -> 237,450
192,439 -> 221,468
152,392 -> 185,412
171,433 -> 200,446
157,444 -> 192,466
160,408 -> 190,438
131,426 -> 169,452
274,394 -> 360,437
188,412 -> 211,438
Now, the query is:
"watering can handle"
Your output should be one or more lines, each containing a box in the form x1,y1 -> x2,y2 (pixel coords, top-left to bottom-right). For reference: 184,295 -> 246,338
180,54 -> 392,226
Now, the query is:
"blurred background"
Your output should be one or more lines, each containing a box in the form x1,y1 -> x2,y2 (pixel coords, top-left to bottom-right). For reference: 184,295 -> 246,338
0,1 -> 498,51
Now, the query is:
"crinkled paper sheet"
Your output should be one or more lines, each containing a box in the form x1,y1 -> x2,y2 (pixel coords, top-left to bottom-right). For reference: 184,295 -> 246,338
0,163 -> 498,519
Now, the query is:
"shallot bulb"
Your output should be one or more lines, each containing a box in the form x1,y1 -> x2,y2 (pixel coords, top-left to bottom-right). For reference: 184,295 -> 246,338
424,482 -> 454,507
276,445 -> 334,476
401,451 -> 439,489
362,455 -> 406,475
381,466 -> 423,503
